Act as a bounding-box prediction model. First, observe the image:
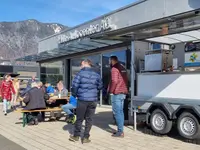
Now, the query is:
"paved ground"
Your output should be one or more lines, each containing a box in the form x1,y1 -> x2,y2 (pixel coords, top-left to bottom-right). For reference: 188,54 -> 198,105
0,107 -> 200,150
0,134 -> 26,150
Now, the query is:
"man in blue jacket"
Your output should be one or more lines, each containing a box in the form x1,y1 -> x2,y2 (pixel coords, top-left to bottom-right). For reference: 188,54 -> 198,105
69,59 -> 103,143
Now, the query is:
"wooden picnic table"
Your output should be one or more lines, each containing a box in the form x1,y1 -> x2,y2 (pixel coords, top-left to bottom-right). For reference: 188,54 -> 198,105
47,96 -> 69,103
15,107 -> 63,127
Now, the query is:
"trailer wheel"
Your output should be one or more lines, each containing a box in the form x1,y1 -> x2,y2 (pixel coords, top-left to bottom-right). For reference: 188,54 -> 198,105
177,112 -> 200,139
150,109 -> 172,134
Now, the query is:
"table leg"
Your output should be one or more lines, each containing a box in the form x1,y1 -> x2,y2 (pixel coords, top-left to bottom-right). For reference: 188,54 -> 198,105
22,113 -> 26,127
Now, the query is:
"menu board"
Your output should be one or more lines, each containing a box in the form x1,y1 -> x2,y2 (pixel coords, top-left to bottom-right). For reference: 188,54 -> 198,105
185,42 -> 200,52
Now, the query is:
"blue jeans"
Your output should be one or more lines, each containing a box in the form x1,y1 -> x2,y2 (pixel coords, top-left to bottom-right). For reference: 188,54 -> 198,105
62,104 -> 76,115
3,99 -> 10,113
111,94 -> 126,133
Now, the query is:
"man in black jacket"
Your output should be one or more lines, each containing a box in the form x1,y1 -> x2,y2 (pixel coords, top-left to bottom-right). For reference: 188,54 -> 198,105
23,82 -> 46,125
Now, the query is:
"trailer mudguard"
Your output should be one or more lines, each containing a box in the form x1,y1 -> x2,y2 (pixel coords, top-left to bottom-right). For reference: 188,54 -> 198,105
172,105 -> 200,119
146,102 -> 174,124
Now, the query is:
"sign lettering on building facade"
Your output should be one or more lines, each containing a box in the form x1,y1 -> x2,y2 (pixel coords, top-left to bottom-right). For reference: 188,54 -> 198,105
58,17 -> 112,44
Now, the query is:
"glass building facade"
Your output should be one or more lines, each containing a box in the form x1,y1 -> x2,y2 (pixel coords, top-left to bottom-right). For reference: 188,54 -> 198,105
40,61 -> 64,86
71,54 -> 101,85
69,48 -> 131,105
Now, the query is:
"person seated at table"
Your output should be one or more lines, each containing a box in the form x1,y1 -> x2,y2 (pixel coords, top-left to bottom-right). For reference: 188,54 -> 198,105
57,80 -> 68,96
23,82 -> 46,125
37,81 -> 49,121
62,95 -> 77,124
45,83 -> 55,96
45,83 -> 66,121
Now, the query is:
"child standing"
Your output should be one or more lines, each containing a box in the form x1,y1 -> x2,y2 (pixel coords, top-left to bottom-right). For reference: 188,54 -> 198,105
0,74 -> 16,115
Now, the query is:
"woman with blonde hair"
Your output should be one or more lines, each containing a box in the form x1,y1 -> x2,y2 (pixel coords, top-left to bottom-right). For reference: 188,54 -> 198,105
12,77 -> 20,109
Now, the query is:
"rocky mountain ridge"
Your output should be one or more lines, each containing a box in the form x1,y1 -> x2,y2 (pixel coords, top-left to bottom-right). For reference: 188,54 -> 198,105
0,19 -> 67,60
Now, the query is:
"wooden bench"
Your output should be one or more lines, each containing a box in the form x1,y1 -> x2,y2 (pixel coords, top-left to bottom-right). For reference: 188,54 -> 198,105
15,107 -> 62,127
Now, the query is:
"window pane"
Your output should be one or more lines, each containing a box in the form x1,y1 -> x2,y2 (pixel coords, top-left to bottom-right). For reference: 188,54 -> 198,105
71,55 -> 101,85
40,61 -> 63,86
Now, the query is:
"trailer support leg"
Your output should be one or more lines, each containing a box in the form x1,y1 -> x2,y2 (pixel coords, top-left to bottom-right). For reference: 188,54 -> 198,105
131,40 -> 136,131
134,107 -> 137,131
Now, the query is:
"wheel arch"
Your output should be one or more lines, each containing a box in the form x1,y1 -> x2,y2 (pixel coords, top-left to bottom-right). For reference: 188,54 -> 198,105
173,105 -> 200,124
146,103 -> 174,124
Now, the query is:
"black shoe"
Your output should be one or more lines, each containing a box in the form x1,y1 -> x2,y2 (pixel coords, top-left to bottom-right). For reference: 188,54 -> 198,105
69,135 -> 79,142
82,138 -> 91,144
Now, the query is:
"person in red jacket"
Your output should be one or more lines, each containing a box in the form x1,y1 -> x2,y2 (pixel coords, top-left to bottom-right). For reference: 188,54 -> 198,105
107,56 -> 128,138
0,74 -> 16,115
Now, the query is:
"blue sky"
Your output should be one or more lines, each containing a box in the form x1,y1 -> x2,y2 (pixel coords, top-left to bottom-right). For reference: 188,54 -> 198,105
0,0 -> 136,27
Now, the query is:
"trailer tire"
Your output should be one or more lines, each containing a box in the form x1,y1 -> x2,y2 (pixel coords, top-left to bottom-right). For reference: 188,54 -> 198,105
177,112 -> 200,139
150,109 -> 172,134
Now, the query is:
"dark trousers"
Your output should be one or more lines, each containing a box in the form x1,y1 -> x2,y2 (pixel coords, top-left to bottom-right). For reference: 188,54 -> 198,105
41,112 -> 45,121
74,100 -> 97,138
26,112 -> 39,123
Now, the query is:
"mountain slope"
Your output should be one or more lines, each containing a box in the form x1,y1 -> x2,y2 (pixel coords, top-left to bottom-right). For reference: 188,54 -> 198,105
0,19 -> 68,60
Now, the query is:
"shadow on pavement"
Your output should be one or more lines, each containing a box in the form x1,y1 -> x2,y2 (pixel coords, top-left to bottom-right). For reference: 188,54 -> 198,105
62,124 -> 74,135
135,123 -> 200,145
62,110 -> 117,135
92,111 -> 116,133
0,134 -> 26,150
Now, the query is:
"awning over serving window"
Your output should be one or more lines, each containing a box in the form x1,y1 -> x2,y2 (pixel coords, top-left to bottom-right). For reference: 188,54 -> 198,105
146,30 -> 200,44
16,38 -> 123,61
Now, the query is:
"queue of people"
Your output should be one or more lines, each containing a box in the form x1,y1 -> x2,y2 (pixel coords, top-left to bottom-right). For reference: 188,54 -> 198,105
69,56 -> 128,143
0,55 -> 128,143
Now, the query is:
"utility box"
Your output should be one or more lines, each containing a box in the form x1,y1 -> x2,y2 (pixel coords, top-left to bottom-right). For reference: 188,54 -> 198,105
144,49 -> 173,71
